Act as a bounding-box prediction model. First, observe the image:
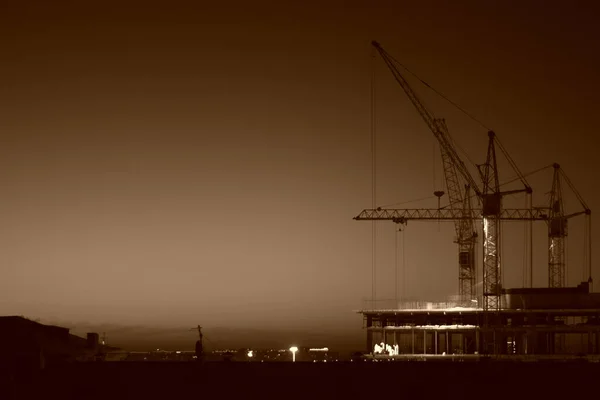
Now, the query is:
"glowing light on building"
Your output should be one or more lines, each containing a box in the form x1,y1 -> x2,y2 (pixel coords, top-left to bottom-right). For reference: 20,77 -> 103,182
373,342 -> 399,356
289,346 -> 298,362
247,350 -> 253,358
308,347 -> 329,352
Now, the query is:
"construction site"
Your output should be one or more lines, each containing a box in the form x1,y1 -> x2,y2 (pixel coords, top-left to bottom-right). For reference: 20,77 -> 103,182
355,41 -> 599,360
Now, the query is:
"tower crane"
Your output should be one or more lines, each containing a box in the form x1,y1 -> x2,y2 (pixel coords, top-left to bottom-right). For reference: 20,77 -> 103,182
366,42 -> 532,311
191,325 -> 204,360
547,163 -> 591,287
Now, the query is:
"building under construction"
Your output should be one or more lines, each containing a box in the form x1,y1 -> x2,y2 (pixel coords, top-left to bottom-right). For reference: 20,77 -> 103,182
361,282 -> 600,359
356,42 -> 596,359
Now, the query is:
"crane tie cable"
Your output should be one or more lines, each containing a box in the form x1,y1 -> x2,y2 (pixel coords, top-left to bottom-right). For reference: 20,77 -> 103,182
384,50 -> 492,132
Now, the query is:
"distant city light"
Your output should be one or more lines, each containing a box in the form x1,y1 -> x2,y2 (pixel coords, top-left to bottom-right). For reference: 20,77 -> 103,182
176,351 -> 181,354
308,347 -> 329,352
247,350 -> 253,358
289,346 -> 298,362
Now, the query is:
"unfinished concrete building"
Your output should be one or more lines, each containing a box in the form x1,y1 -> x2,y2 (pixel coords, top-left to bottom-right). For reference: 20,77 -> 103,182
360,282 -> 600,359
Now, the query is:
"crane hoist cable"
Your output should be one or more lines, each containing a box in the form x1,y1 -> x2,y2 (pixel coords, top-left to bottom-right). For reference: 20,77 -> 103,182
565,233 -> 569,286
371,44 -> 378,307
395,224 -> 399,305
522,194 -> 529,287
402,226 -> 406,301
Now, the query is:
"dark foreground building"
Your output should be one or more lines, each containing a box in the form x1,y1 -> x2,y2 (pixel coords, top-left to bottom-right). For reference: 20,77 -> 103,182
0,316 -> 113,374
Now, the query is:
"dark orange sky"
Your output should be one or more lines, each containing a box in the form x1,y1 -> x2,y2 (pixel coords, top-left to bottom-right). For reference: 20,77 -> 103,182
0,1 -> 598,350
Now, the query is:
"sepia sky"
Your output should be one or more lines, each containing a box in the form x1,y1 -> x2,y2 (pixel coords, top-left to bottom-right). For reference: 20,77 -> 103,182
0,1 -> 599,350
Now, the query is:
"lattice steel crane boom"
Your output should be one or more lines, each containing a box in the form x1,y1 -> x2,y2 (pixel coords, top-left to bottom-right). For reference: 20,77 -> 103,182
354,207 -> 549,222
371,41 -> 478,304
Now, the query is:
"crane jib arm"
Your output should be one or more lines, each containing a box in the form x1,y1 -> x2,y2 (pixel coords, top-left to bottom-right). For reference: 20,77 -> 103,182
354,208 -> 550,221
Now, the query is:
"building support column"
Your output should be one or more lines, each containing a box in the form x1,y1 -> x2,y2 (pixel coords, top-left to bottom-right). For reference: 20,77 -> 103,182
366,315 -> 373,353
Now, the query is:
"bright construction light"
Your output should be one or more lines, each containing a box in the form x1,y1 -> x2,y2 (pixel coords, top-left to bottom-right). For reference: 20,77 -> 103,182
373,342 -> 399,356
289,346 -> 298,362
247,350 -> 253,358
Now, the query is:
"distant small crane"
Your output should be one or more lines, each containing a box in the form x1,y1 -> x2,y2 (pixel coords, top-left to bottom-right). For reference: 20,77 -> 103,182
190,325 -> 204,361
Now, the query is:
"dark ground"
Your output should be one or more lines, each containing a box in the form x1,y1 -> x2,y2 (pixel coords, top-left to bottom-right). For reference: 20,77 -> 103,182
4,361 -> 599,399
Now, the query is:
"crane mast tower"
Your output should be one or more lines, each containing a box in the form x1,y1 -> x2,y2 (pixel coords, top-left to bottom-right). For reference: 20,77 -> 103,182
547,163 -> 592,288
548,164 -> 567,288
